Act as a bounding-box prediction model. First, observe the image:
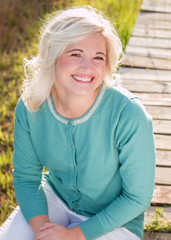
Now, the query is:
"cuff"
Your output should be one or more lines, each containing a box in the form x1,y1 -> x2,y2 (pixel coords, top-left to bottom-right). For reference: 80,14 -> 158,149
20,200 -> 48,222
79,214 -> 104,240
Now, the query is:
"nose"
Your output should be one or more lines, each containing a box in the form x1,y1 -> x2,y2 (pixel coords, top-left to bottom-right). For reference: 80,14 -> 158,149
80,57 -> 93,73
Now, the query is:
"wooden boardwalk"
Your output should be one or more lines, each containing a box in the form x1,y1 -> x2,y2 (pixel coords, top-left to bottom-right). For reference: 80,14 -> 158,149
119,0 -> 171,238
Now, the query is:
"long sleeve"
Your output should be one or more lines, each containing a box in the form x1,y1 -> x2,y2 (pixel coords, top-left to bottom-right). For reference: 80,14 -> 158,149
12,99 -> 48,222
79,98 -> 156,239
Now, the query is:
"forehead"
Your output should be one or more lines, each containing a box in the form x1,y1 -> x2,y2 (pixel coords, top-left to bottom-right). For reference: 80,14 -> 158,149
66,33 -> 106,52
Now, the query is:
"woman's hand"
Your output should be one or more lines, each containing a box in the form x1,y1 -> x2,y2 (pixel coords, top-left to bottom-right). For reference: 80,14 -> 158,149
33,222 -> 86,240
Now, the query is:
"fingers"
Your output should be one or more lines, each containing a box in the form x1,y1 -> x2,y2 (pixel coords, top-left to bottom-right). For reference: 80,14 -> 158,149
36,230 -> 48,239
40,222 -> 57,231
34,223 -> 65,240
34,223 -> 61,239
34,223 -> 56,240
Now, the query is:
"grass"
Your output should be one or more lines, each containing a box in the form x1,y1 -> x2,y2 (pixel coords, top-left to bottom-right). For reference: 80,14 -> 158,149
144,208 -> 171,233
0,0 -> 142,225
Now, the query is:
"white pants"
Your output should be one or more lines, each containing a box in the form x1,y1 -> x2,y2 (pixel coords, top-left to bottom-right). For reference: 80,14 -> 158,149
0,181 -> 141,240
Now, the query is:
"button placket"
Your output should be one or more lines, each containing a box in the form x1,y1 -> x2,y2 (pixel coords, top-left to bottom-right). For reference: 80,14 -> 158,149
68,121 -> 78,192
69,123 -> 75,149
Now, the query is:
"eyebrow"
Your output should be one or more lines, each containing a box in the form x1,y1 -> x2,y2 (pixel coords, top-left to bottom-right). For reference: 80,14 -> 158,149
66,49 -> 83,53
96,52 -> 106,57
66,49 -> 106,56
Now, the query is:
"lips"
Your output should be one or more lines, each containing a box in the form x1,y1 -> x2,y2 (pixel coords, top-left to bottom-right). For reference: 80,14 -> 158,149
72,74 -> 94,83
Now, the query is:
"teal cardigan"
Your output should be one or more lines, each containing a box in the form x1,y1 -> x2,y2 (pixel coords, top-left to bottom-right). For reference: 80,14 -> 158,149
12,85 -> 155,239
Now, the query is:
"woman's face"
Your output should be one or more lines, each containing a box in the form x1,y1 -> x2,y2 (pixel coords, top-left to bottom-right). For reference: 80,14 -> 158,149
55,33 -> 106,100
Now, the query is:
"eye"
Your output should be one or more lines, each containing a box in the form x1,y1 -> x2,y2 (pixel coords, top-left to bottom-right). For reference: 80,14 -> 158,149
94,56 -> 104,61
71,53 -> 81,57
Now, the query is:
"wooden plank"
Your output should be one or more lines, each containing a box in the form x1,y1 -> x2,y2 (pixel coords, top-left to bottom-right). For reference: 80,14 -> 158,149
136,12 -> 171,22
135,18 -> 171,30
145,105 -> 171,120
120,79 -> 171,93
132,28 -> 171,38
134,92 -> 171,106
154,134 -> 171,150
153,120 -> 171,135
155,167 -> 171,185
143,232 -> 171,240
156,150 -> 171,167
122,56 -> 171,70
152,185 -> 171,205
128,37 -> 171,49
125,46 -> 171,59
141,3 -> 171,13
136,23 -> 171,31
145,206 -> 171,223
119,68 -> 171,82
135,21 -> 171,30
143,0 -> 171,6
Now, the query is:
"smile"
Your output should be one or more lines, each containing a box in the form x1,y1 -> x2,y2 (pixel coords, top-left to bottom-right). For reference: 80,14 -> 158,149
72,75 -> 94,82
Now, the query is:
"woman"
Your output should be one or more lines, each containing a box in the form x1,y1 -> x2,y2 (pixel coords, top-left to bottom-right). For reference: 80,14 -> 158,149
0,6 -> 155,240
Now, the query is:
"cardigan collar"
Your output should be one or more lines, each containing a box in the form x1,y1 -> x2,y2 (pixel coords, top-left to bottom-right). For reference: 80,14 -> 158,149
47,84 -> 106,125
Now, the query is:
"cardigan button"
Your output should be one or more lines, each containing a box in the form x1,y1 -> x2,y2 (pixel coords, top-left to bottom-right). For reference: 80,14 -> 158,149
68,121 -> 72,126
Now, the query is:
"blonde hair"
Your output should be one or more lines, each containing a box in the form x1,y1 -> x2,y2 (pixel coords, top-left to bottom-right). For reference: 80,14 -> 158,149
22,6 -> 123,111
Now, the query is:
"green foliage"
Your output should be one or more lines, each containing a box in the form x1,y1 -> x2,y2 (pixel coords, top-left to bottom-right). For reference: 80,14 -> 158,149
0,0 -> 142,225
0,149 -> 15,224
144,208 -> 171,233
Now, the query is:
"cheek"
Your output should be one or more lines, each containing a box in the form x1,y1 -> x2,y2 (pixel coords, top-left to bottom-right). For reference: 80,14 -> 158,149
96,63 -> 106,75
57,58 -> 77,71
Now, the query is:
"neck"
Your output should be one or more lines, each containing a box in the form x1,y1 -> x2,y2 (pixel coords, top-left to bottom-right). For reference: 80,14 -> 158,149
51,87 -> 100,119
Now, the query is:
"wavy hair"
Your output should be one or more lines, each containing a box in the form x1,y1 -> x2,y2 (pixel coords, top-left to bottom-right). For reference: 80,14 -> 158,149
22,6 -> 123,111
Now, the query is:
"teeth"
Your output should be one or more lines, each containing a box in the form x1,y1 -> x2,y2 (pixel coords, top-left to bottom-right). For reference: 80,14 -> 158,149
73,75 -> 92,82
